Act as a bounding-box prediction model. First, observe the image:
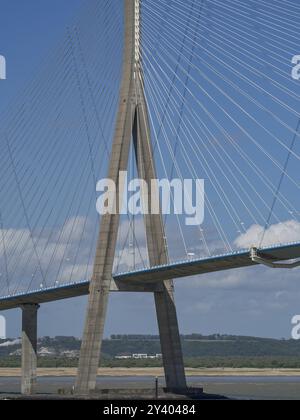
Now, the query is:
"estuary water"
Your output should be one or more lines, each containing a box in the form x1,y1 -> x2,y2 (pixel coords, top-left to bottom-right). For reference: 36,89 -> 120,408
1,376 -> 300,400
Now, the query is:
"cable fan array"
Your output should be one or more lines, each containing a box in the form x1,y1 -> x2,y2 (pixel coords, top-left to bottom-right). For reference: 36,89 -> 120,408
137,0 -> 300,261
0,0 -> 299,298
0,0 -> 123,296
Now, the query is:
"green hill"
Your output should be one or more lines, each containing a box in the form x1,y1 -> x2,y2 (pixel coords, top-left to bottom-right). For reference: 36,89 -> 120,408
1,334 -> 300,368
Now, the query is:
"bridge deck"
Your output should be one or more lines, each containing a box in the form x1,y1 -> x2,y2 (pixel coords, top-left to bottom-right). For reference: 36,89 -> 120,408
0,242 -> 299,311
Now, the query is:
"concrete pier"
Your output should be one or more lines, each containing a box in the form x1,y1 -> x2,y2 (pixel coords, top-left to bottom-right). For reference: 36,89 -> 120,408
75,0 -> 186,395
21,303 -> 39,395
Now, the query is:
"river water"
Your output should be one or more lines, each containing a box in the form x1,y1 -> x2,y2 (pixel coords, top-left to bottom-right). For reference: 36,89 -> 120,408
1,376 -> 300,400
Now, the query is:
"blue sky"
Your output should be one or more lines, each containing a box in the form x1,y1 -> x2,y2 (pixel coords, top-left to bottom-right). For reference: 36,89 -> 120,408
0,0 -> 300,340
0,0 -> 83,112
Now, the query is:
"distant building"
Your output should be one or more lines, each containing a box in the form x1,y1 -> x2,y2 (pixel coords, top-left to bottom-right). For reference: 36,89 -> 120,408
9,349 -> 22,357
61,350 -> 80,358
115,353 -> 132,360
132,354 -> 148,359
38,347 -> 56,357
115,353 -> 163,360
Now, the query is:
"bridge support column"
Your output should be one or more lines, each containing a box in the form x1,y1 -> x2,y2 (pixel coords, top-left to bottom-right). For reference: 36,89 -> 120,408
133,107 -> 187,391
154,287 -> 187,391
21,303 -> 39,395
75,0 -> 187,395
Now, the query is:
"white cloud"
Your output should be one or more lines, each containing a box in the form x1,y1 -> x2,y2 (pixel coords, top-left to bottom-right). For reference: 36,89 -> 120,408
0,217 -> 94,295
234,220 -> 300,249
0,216 -> 151,294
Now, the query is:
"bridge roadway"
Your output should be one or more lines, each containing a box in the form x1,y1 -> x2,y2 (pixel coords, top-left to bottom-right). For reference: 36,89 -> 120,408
0,241 -> 300,311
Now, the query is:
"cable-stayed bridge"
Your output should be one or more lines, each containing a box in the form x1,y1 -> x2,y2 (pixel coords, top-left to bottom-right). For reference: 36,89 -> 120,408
0,241 -> 300,311
0,0 -> 300,396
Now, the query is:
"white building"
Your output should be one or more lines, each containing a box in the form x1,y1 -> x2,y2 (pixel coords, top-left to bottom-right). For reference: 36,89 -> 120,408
132,354 -> 148,359
115,353 -> 163,360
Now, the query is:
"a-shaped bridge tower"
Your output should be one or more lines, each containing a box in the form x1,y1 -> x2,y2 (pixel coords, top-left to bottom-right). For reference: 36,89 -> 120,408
75,0 -> 187,395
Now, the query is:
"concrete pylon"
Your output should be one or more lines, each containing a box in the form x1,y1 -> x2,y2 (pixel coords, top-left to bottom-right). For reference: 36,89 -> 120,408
75,0 -> 186,395
21,303 -> 39,395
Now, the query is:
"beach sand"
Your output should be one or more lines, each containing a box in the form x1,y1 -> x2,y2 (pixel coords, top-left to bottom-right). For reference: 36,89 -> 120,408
1,367 -> 300,377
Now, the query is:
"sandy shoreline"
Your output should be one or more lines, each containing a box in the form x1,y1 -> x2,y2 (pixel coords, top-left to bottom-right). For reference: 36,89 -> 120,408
1,367 -> 300,378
